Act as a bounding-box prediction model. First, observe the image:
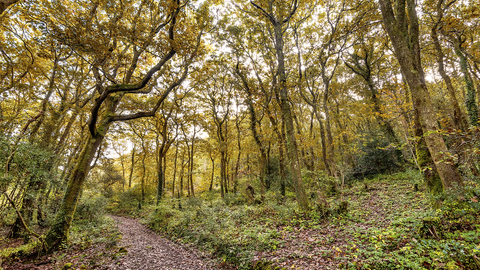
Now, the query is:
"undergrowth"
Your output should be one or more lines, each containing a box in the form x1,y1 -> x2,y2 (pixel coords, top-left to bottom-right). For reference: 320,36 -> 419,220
1,204 -> 120,269
113,169 -> 480,269
146,198 -> 295,269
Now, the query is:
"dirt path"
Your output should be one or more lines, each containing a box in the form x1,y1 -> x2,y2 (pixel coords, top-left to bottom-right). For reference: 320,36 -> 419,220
106,216 -> 218,270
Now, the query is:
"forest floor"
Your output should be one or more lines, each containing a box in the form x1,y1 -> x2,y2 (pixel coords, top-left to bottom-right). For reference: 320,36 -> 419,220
139,170 -> 480,269
0,215 -> 219,269
2,170 -> 479,269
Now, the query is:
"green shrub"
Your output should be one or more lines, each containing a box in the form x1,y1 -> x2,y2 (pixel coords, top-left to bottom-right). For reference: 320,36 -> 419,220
351,131 -> 403,180
106,186 -> 144,214
74,195 -> 108,223
146,199 -> 295,270
224,193 -> 246,206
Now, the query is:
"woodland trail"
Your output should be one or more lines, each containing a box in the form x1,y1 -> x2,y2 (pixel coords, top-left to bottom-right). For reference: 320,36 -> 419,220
107,216 -> 218,270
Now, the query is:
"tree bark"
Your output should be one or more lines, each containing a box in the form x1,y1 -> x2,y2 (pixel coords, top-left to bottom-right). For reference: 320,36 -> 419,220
44,130 -> 105,249
209,156 -> 215,191
129,147 -> 135,188
273,23 -> 309,210
234,119 -> 242,194
189,128 -> 196,197
172,142 -> 179,197
414,108 -> 443,195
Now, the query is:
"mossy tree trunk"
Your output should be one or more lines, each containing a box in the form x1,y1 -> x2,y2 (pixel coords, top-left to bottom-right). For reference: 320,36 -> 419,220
179,150 -> 186,197
271,9 -> 309,211
44,127 -> 106,249
172,141 -> 179,197
344,47 -> 404,164
414,109 -> 443,196
209,100 -> 229,198
451,37 -> 478,126
189,127 -> 196,197
379,0 -> 463,191
235,64 -> 274,202
155,110 -> 175,204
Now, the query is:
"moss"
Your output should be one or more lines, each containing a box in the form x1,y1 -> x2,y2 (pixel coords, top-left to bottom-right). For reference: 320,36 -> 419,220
416,138 -> 444,197
0,240 -> 41,262
96,124 -> 106,136
45,137 -> 101,250
61,263 -> 73,270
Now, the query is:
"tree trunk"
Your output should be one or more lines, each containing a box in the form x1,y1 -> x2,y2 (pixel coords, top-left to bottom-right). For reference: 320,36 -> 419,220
189,135 -> 195,197
172,142 -> 178,198
220,152 -> 226,198
452,38 -> 478,126
431,28 -> 468,130
44,132 -> 104,249
234,120 -> 242,194
322,82 -> 335,175
156,153 -> 164,205
129,147 -> 135,188
209,157 -> 215,192
179,151 -> 185,198
312,108 -> 331,175
234,66 -> 268,202
414,108 -> 443,195
293,112 -> 313,171
273,22 -> 309,210
140,145 -> 146,203
378,0 -> 463,190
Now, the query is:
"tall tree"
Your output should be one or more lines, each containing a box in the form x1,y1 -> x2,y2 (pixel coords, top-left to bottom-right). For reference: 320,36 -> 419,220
428,0 -> 468,130
43,0 -> 206,249
248,0 -> 309,210
378,0 -> 463,192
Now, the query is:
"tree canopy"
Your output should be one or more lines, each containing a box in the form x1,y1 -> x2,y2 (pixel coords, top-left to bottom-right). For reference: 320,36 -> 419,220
1,0 -> 480,259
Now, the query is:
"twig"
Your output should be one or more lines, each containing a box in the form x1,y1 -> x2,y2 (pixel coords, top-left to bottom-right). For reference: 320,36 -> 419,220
2,191 -> 42,240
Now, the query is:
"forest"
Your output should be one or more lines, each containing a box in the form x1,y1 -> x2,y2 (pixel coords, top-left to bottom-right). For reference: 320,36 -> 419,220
0,0 -> 479,269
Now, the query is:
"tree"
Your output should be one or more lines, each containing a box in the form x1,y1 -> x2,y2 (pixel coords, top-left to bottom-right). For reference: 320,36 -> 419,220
43,0 -> 207,250
199,62 -> 232,198
343,39 -> 404,164
378,0 -> 463,192
153,103 -> 178,204
247,0 -> 310,210
428,0 -> 468,130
